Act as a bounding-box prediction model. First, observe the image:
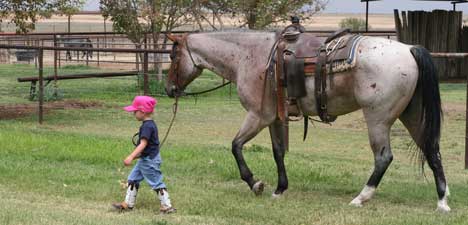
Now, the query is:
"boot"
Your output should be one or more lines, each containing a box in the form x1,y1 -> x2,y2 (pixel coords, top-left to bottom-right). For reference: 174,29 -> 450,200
112,182 -> 139,211
157,188 -> 176,214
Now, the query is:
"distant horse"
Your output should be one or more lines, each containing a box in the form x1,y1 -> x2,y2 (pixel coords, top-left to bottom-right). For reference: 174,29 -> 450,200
165,31 -> 450,212
62,38 -> 93,60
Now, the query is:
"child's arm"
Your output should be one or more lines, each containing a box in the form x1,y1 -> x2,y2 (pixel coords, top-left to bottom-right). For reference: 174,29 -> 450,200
123,139 -> 148,166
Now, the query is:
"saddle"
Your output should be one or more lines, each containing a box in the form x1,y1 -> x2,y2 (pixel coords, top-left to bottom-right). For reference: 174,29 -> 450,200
273,28 -> 362,123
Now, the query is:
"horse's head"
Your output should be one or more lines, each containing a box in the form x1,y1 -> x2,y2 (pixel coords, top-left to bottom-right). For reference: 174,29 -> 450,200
165,34 -> 203,98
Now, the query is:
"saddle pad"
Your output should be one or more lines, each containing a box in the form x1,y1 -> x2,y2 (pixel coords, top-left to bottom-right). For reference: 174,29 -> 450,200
304,35 -> 364,76
327,35 -> 364,74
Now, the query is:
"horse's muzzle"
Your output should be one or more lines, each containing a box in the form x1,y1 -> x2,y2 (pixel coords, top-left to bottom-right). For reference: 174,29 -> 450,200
166,86 -> 184,98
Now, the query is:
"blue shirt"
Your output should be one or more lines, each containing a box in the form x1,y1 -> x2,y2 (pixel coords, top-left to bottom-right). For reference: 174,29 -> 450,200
137,120 -> 160,159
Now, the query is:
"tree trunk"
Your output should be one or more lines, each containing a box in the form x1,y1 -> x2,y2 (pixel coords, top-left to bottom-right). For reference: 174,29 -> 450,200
152,31 -> 164,81
247,0 -> 259,29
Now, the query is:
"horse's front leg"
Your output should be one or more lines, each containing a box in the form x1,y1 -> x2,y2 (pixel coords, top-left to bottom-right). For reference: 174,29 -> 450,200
269,119 -> 288,197
232,112 -> 269,195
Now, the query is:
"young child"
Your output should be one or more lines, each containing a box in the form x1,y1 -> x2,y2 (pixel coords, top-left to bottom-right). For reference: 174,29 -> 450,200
112,96 -> 176,214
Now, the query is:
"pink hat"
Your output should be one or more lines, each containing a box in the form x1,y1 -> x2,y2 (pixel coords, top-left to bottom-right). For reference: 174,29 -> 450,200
124,96 -> 157,113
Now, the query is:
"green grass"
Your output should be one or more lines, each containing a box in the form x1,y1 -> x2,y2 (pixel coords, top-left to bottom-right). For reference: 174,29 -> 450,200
1,64 -> 468,224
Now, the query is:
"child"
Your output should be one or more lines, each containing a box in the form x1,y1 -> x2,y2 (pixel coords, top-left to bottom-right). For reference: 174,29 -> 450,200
112,96 -> 176,214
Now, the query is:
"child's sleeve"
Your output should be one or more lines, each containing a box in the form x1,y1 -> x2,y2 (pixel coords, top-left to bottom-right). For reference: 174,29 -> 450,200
139,125 -> 153,141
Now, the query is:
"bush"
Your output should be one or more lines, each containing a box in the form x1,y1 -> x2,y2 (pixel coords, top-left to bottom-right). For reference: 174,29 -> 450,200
339,17 -> 369,31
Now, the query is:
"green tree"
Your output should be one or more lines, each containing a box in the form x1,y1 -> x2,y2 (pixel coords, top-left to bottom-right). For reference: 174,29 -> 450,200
100,0 -> 192,81
233,0 -> 328,30
0,0 -> 84,33
188,0 -> 328,31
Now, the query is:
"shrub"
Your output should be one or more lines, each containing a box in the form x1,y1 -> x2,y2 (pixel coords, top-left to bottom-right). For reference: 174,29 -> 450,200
339,17 -> 370,31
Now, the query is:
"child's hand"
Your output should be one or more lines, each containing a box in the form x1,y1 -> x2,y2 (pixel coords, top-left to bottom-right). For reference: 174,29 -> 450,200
123,156 -> 134,166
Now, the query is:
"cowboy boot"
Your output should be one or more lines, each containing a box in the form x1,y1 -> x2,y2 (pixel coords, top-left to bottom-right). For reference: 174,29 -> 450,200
156,188 -> 176,214
112,182 -> 139,211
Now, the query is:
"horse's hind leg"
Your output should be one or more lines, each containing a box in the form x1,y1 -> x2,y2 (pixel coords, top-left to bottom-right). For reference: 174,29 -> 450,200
268,119 -> 288,197
399,96 -> 450,212
350,113 -> 393,207
232,112 -> 269,195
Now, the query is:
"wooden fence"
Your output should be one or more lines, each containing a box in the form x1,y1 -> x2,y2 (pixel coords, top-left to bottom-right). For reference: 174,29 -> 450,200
394,10 -> 468,80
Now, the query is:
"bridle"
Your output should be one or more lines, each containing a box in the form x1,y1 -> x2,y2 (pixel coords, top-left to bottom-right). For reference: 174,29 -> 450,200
168,35 -> 231,97
168,35 -> 202,96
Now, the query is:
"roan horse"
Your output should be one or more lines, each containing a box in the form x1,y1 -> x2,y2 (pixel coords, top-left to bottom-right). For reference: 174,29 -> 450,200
165,31 -> 450,212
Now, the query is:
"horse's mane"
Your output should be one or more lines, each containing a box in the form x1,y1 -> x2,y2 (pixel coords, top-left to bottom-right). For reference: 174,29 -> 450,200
189,29 -> 277,46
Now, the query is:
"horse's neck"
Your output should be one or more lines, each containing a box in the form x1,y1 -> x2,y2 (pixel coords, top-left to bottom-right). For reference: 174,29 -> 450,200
188,32 -> 277,82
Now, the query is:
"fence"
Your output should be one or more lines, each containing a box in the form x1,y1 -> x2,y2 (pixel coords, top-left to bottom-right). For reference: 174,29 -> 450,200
394,9 -> 468,80
0,43 -> 171,124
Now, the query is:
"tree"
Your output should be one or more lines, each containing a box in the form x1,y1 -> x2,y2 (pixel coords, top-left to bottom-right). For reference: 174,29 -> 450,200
0,0 -> 84,33
189,0 -> 233,31
232,0 -> 328,30
188,0 -> 328,31
100,0 -> 192,81
58,0 -> 86,34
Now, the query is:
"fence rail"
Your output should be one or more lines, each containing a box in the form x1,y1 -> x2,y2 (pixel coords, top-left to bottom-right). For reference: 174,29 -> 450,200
0,43 -> 172,124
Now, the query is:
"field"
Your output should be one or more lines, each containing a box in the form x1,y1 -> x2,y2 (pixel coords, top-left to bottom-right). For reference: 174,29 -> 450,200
1,64 -> 468,225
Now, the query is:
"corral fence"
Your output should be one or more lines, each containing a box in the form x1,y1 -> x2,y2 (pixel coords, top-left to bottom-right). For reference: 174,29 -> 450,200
0,43 -> 171,124
394,9 -> 468,80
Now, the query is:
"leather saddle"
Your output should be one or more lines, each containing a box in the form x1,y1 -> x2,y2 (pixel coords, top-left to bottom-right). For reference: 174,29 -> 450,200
276,28 -> 361,122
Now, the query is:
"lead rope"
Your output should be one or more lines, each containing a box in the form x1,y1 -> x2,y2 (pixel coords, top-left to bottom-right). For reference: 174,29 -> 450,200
159,96 -> 179,149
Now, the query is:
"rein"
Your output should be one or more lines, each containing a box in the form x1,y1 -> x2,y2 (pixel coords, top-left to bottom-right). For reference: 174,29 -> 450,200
183,81 -> 231,96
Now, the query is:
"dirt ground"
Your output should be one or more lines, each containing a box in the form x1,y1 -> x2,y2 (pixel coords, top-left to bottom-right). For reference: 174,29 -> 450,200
0,99 -> 103,120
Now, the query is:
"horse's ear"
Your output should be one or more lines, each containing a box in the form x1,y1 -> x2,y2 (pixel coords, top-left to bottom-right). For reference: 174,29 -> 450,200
166,33 -> 178,43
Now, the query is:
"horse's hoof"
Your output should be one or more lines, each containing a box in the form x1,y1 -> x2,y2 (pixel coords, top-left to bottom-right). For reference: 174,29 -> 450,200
436,204 -> 451,213
436,193 -> 450,213
437,199 -> 451,213
349,198 -> 363,207
252,181 -> 265,196
272,192 -> 282,199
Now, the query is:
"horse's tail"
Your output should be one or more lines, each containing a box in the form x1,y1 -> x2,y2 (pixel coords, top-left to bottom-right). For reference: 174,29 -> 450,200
409,46 -> 442,166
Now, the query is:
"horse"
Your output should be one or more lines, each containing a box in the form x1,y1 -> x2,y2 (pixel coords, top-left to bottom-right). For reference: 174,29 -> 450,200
62,38 -> 93,60
164,31 -> 450,212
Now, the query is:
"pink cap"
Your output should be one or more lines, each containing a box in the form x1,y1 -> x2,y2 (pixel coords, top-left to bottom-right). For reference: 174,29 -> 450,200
124,96 -> 157,113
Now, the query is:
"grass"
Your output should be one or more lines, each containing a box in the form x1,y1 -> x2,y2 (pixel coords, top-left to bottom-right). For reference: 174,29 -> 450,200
1,64 -> 468,224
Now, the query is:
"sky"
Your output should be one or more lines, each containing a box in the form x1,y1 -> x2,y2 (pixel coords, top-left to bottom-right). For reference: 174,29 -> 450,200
83,0 -> 468,14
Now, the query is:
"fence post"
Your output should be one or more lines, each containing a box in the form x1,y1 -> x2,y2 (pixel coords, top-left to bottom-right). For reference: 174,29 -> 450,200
97,37 -> 100,67
143,51 -> 149,95
58,36 -> 61,68
86,47 -> 89,66
466,70 -> 468,169
38,48 -> 44,124
34,40 -> 38,68
53,35 -> 58,97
